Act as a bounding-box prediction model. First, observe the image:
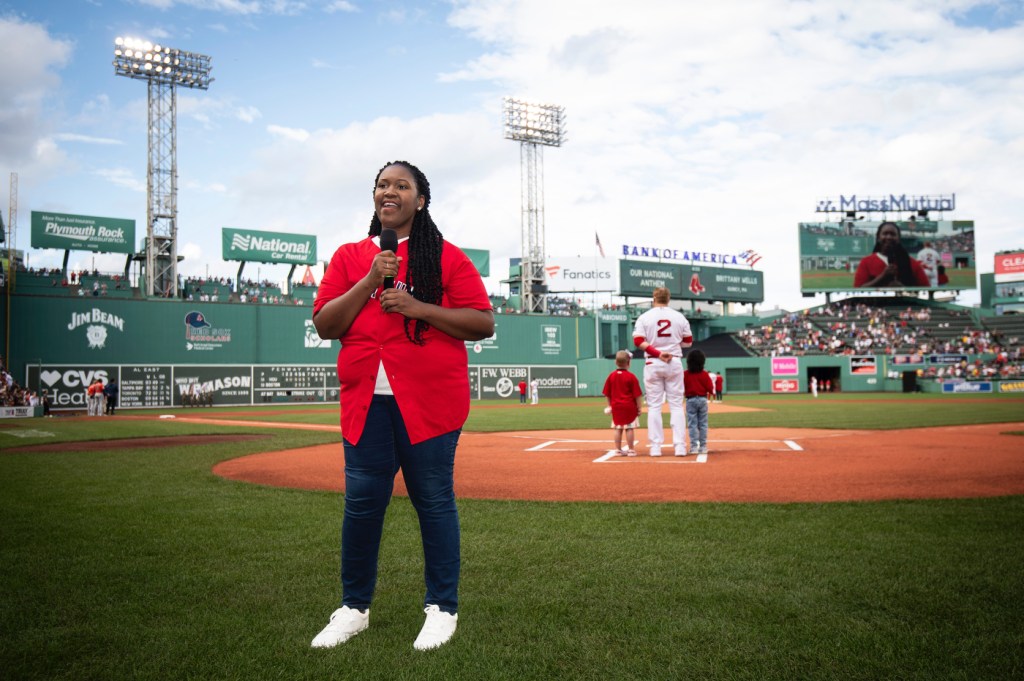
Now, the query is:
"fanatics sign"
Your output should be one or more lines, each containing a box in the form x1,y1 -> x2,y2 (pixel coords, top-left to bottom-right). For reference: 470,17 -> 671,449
545,257 -> 617,292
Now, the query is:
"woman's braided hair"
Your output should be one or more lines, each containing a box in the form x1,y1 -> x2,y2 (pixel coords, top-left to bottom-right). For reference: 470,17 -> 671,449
367,160 -> 444,345
872,221 -> 916,286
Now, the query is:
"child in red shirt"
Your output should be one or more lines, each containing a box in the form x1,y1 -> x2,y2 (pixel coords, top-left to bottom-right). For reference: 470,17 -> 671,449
683,349 -> 715,455
602,350 -> 644,456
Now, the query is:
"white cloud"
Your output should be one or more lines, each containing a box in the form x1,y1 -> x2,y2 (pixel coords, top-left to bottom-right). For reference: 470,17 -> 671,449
0,17 -> 72,168
95,168 -> 146,193
236,106 -> 262,123
266,124 -> 311,141
325,0 -> 357,13
53,133 -> 124,145
131,0 -> 307,14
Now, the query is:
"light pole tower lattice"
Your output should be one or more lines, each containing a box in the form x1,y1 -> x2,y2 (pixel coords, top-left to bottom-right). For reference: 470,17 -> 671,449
113,37 -> 213,297
503,98 -> 566,314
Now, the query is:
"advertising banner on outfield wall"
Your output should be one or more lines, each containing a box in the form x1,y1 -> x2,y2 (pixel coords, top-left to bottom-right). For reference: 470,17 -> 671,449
771,379 -> 800,393
468,365 -> 577,400
31,211 -> 135,254
850,355 -> 877,374
771,357 -> 799,376
941,380 -> 993,393
222,227 -> 317,265
28,365 -> 120,410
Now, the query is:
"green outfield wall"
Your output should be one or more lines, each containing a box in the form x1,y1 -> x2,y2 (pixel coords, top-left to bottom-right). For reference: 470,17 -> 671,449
2,293 -> 1008,410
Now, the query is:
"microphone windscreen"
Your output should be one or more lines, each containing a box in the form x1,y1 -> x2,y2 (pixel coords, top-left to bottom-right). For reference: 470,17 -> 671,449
379,228 -> 398,254
380,229 -> 398,289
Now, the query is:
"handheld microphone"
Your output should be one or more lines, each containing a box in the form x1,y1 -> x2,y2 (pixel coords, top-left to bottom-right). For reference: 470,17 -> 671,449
380,228 -> 398,289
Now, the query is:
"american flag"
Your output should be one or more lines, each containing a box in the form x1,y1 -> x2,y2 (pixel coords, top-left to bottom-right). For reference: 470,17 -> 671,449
595,231 -> 606,258
741,249 -> 762,267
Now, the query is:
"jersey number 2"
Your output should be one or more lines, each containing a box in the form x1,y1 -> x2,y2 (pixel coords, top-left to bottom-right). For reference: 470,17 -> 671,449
656,319 -> 672,337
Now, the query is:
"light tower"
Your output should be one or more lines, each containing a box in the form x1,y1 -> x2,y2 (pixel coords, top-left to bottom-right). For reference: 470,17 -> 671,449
503,97 -> 566,314
113,37 -> 213,297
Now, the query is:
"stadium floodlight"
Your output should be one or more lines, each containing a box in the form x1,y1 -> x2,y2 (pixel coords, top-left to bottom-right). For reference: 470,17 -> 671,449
113,37 -> 213,90
113,36 -> 213,297
503,97 -> 566,314
503,98 -> 566,147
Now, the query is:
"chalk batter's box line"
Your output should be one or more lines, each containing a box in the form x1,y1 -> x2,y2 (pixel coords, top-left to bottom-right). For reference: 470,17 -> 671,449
516,437 -> 803,462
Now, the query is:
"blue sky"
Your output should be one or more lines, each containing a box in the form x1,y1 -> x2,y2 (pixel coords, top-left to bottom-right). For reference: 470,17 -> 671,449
2,0 -> 1022,310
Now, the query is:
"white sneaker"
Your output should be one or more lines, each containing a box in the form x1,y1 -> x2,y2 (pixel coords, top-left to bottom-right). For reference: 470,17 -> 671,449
674,446 -> 688,457
413,604 -> 458,651
311,606 -> 369,648
650,446 -> 662,457
699,445 -> 708,455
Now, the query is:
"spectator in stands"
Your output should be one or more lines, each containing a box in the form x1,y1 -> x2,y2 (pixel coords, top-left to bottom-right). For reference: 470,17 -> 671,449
854,222 -> 929,288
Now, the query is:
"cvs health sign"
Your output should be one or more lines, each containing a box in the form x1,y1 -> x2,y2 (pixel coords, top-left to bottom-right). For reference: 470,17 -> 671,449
27,365 -> 118,410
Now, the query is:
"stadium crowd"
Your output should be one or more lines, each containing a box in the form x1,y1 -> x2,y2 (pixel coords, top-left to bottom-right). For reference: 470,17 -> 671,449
737,300 -> 1023,381
0,355 -> 47,412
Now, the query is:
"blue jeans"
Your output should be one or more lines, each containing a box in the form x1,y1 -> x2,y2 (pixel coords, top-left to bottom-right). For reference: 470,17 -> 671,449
685,396 -> 708,447
341,395 -> 461,614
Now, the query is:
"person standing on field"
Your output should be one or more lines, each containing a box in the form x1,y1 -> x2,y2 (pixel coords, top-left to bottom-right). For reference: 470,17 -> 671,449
602,350 -> 644,456
530,378 -> 539,405
683,349 -> 715,455
309,160 -> 494,652
104,378 -> 119,415
632,286 -> 693,457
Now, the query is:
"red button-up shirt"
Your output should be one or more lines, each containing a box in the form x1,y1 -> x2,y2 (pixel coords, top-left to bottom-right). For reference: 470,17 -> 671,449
314,236 -> 490,445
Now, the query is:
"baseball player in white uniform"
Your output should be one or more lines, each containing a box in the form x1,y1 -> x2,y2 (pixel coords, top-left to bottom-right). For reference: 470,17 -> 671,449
916,242 -> 941,288
633,286 -> 693,456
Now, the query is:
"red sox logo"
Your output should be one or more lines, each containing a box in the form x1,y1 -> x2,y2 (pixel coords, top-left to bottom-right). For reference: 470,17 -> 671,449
689,273 -> 705,296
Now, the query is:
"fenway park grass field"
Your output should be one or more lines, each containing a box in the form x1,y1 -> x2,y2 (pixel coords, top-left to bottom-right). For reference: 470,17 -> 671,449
1,393 -> 1022,680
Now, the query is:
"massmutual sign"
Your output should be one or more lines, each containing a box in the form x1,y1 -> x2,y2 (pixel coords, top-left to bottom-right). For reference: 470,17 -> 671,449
814,193 -> 956,214
31,211 -> 135,254
222,227 -> 317,265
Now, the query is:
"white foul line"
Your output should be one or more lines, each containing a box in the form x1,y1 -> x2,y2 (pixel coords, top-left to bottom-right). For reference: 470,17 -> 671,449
526,441 -> 558,451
